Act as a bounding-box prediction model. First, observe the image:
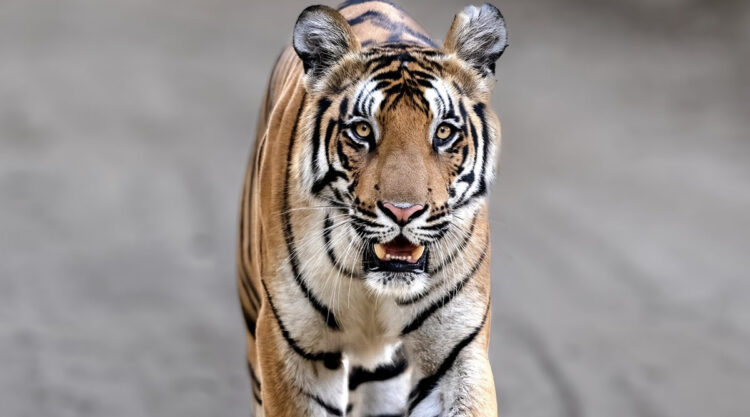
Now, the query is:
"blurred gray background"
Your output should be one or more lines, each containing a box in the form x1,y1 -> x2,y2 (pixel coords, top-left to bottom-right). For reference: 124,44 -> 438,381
1,0 -> 749,416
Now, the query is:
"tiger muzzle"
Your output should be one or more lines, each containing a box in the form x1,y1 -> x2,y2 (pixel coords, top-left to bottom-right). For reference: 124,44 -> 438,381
364,235 -> 427,273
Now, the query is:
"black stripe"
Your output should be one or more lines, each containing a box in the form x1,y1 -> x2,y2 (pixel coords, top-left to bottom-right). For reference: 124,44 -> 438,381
420,220 -> 450,232
248,362 -> 261,390
408,302 -> 491,413
338,0 -> 403,11
354,84 -> 370,117
425,210 -> 447,223
339,97 -> 350,120
352,216 -> 385,229
373,70 -> 404,81
411,70 -> 436,81
238,274 -> 259,339
349,356 -> 408,390
401,238 -> 488,334
356,205 -> 378,219
367,95 -> 376,115
310,98 -> 333,178
428,216 -> 477,276
461,105 -> 480,202
445,91 -> 456,121
455,104 -> 490,209
452,105 -> 491,211
346,10 -> 437,48
337,97 -> 350,157
400,26 -> 438,49
458,100 -> 469,135
323,117 -> 337,167
337,139 -> 352,170
373,78 -> 394,92
246,278 -> 261,308
415,78 -> 433,89
368,53 -> 402,73
473,103 -> 490,198
323,214 -> 360,278
433,88 -> 446,116
240,300 -> 257,339
281,95 -> 340,329
308,392 -> 344,416
239,270 -> 261,308
347,10 -> 390,27
261,280 -> 342,369
248,362 -> 262,404
311,168 -> 348,194
457,171 -> 474,186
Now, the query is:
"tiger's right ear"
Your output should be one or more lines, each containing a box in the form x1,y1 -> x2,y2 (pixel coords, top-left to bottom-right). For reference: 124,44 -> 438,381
443,3 -> 507,77
293,5 -> 360,81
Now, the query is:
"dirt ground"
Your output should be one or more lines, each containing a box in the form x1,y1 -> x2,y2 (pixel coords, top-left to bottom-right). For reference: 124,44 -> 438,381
1,0 -> 749,416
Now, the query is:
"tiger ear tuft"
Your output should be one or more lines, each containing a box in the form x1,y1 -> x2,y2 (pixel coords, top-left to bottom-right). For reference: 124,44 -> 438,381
293,5 -> 360,81
443,3 -> 508,76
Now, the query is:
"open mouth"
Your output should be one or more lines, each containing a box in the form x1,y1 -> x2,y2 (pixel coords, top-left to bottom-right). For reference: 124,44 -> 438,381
364,235 -> 427,273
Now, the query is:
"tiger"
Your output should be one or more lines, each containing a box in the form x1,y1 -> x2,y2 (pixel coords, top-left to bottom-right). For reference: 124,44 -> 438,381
237,1 -> 508,416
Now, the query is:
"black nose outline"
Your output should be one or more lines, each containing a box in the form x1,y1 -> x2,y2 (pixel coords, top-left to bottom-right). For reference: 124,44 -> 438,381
377,201 -> 429,226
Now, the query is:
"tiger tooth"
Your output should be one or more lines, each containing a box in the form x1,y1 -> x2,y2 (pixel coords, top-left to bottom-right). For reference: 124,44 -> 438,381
374,244 -> 386,260
411,246 -> 425,260
386,253 -> 392,260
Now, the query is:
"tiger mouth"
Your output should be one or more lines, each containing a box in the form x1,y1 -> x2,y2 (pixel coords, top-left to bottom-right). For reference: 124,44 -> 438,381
365,235 -> 427,273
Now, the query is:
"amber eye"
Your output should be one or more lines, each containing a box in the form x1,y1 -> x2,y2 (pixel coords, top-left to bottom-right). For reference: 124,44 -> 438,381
354,121 -> 372,138
435,123 -> 456,142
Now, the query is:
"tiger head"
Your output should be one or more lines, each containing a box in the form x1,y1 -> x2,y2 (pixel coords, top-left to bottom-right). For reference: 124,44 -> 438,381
292,4 -> 507,297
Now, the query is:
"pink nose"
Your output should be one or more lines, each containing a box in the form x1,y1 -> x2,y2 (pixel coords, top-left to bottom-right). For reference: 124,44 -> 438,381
382,202 -> 424,223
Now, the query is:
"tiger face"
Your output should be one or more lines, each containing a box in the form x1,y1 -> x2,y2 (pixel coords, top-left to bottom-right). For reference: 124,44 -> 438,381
293,5 -> 507,297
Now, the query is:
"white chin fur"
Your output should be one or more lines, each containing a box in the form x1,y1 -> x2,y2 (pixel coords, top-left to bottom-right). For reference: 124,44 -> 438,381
365,271 -> 429,298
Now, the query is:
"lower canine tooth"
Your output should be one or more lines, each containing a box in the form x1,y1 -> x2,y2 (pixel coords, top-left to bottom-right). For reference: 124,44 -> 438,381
411,246 -> 425,260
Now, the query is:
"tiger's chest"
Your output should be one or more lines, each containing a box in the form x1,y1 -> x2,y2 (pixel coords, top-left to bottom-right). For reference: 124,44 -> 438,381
335,286 -> 406,369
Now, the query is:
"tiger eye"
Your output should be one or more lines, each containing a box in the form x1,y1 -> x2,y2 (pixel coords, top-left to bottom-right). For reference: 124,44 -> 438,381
436,124 -> 453,140
355,122 -> 372,138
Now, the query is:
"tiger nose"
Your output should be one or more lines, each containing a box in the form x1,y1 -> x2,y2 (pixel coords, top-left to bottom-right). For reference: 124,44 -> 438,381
381,202 -> 425,224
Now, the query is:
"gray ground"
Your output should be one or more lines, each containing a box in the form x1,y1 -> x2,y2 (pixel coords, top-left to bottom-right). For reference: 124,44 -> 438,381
1,0 -> 749,416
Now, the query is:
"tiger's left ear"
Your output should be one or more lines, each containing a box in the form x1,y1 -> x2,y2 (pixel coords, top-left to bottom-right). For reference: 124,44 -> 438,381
293,5 -> 360,81
443,3 -> 508,76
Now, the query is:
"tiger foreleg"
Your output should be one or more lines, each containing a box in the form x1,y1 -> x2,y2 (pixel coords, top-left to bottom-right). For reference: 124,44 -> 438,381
255,300 -> 348,417
406,306 -> 497,417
